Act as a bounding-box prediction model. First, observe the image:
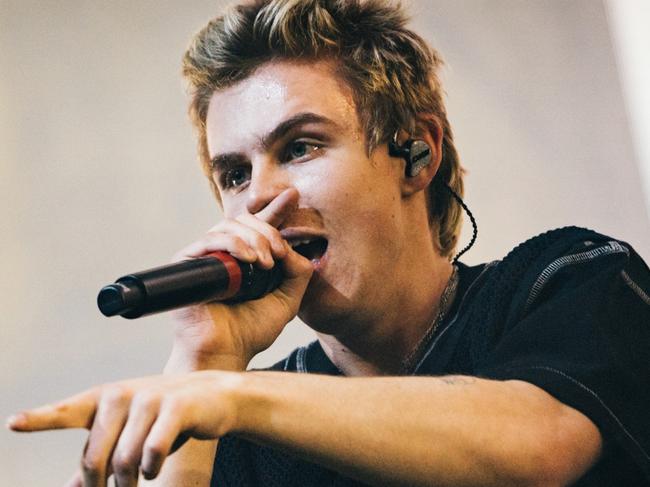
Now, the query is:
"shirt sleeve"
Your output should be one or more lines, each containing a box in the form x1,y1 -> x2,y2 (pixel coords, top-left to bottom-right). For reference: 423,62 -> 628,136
476,239 -> 650,480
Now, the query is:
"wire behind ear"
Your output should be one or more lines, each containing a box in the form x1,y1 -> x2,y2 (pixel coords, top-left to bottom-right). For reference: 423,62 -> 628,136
388,132 -> 478,262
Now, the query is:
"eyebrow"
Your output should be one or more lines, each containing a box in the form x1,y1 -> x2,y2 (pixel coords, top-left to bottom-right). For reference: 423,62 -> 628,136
209,112 -> 340,171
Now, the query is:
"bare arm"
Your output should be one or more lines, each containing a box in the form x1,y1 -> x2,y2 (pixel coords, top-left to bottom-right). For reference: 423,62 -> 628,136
230,372 -> 602,487
10,371 -> 601,487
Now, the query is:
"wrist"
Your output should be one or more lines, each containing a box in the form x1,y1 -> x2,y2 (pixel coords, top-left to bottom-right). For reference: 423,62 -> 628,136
228,372 -> 297,437
165,345 -> 250,373
228,372 -> 270,435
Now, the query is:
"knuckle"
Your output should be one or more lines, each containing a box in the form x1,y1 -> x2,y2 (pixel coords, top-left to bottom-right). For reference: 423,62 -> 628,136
132,389 -> 160,409
263,225 -> 281,241
100,384 -> 131,407
53,401 -> 72,415
143,440 -> 165,464
164,395 -> 188,413
111,451 -> 137,476
271,233 -> 285,249
228,235 -> 247,249
250,233 -> 268,248
81,453 -> 102,475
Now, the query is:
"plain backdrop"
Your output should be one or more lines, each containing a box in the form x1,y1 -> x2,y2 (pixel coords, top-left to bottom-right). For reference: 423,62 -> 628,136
2,1 -> 649,485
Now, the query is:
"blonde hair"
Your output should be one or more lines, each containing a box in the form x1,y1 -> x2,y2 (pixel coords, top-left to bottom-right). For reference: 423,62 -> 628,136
182,0 -> 464,258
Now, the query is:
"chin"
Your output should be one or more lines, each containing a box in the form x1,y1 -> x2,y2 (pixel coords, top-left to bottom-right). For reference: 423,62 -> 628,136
298,277 -> 358,334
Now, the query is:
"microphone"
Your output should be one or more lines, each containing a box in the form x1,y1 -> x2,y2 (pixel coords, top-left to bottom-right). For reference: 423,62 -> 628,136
97,252 -> 282,319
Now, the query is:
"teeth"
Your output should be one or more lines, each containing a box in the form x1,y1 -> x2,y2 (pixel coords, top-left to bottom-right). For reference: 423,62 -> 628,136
289,238 -> 314,248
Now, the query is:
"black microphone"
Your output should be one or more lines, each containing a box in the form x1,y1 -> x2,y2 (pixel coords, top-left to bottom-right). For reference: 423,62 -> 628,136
97,252 -> 282,319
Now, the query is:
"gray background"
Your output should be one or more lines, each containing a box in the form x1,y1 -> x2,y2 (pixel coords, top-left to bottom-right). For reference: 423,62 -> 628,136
2,1 -> 649,484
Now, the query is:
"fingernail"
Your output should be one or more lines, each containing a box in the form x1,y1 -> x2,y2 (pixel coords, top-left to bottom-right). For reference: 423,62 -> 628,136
6,413 -> 26,429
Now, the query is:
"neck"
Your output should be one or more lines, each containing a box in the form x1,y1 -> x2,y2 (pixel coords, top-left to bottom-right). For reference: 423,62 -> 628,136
317,252 -> 454,377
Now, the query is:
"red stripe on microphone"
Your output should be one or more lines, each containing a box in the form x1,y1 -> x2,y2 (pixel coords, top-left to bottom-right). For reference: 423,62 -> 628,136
207,251 -> 242,299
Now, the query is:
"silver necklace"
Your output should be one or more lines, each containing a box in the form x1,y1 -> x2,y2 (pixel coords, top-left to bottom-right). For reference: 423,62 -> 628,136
400,265 -> 459,374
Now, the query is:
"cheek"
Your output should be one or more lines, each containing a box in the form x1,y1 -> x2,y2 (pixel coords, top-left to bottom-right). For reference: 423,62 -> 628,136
296,158 -> 399,223
220,193 -> 249,218
289,162 -> 341,213
293,153 -> 374,200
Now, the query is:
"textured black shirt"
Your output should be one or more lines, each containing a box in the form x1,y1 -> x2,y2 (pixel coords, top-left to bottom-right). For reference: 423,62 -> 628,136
212,227 -> 650,486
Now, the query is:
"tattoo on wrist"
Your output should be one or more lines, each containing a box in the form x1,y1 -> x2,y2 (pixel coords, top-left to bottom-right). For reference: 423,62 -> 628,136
439,375 -> 476,386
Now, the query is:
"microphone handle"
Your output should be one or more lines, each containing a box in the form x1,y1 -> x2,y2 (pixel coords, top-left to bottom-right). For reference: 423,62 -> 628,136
97,252 -> 282,319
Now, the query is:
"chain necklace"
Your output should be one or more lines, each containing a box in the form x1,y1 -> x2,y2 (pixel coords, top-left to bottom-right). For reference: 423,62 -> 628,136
400,265 -> 459,374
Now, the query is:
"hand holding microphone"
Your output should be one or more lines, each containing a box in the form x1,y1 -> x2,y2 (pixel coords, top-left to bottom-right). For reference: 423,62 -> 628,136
100,188 -> 313,372
98,189 -> 308,319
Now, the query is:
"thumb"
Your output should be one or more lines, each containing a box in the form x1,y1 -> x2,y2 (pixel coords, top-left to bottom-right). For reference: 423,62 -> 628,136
271,241 -> 314,308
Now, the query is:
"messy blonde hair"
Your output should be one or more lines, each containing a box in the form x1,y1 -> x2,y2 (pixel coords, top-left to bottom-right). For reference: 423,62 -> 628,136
182,0 -> 464,258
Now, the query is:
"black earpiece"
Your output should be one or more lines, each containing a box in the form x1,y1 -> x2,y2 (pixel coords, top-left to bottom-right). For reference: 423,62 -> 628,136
388,131 -> 478,263
388,134 -> 432,177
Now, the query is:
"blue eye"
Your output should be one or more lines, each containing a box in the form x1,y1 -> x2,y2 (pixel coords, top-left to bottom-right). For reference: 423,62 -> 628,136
285,141 -> 320,161
222,166 -> 250,189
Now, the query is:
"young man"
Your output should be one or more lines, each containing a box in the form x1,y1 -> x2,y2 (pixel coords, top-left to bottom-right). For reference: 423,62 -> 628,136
8,1 -> 650,486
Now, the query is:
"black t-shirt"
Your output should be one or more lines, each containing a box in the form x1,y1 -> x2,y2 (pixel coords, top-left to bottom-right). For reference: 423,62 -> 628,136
212,227 -> 650,486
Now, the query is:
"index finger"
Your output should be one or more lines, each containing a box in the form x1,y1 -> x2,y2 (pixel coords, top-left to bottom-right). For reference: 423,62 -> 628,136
254,188 -> 299,227
7,388 -> 99,432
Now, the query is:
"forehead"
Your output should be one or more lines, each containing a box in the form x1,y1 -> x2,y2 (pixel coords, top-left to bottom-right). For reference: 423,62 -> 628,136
205,61 -> 361,156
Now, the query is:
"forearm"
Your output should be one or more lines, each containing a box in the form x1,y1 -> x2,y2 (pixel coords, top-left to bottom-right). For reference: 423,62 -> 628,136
232,373 -> 601,487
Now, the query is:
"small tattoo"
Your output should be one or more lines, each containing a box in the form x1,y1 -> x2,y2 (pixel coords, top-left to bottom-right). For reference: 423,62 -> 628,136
439,375 -> 476,386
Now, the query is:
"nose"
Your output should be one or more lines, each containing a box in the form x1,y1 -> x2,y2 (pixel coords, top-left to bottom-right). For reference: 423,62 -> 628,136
245,158 -> 292,215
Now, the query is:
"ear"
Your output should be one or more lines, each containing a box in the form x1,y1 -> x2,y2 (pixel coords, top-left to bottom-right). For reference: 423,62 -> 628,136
400,114 -> 444,196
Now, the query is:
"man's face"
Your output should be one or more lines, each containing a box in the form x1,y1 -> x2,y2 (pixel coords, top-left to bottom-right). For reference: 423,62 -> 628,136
205,61 -> 408,331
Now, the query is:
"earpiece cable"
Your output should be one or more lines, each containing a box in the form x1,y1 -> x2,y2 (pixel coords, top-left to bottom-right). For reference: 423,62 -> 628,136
442,182 -> 478,263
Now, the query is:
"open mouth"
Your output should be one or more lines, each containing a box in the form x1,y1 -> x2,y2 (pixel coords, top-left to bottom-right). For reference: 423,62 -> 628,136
290,237 -> 328,262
